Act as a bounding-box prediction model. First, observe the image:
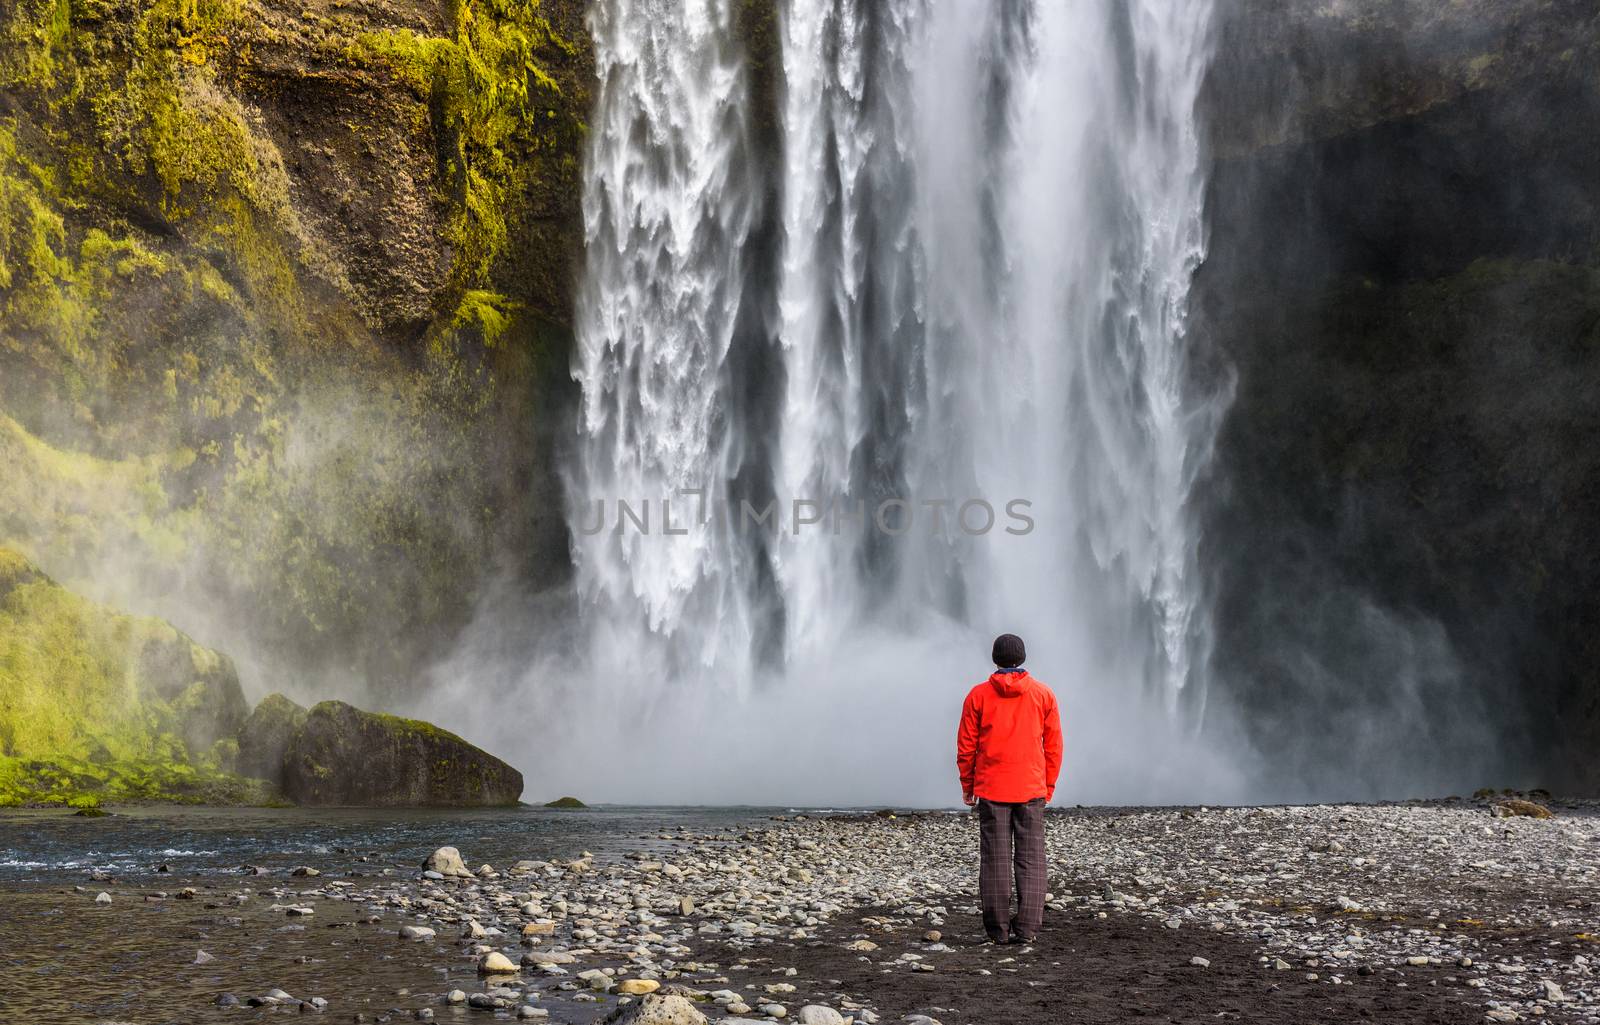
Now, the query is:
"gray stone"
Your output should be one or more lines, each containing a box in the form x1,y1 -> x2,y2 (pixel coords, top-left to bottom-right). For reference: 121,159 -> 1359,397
604,993 -> 709,1025
423,847 -> 471,878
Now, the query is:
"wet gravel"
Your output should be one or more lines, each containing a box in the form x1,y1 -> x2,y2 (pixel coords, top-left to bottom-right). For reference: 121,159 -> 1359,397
2,797 -> 1594,1024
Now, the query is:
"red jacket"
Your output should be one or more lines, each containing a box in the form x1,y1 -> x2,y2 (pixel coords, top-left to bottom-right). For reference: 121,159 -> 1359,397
957,669 -> 1063,803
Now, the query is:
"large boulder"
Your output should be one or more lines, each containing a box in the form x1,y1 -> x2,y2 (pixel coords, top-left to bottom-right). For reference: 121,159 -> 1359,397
237,694 -> 309,786
604,994 -> 708,1025
282,701 -> 522,806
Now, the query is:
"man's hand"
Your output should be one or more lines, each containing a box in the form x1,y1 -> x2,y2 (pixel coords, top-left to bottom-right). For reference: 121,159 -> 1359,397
963,792 -> 977,807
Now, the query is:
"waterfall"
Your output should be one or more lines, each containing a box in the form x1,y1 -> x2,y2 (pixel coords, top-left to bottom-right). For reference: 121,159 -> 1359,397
563,0 -> 1233,802
569,0 -> 770,681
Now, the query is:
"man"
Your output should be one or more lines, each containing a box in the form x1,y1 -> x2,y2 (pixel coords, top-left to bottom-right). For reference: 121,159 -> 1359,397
956,632 -> 1063,944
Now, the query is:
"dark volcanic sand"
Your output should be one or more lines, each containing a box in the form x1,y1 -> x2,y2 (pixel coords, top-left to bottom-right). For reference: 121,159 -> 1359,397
715,902 -> 1481,1025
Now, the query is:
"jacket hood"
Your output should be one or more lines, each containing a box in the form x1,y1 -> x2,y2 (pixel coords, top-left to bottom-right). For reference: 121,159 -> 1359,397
988,669 -> 1030,696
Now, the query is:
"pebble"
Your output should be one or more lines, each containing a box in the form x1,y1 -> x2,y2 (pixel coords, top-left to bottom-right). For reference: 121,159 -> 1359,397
479,951 -> 519,974
618,979 -> 661,995
222,799 -> 1595,1025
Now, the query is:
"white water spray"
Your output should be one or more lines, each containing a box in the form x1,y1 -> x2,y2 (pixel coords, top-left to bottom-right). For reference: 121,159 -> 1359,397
551,0 -> 1238,804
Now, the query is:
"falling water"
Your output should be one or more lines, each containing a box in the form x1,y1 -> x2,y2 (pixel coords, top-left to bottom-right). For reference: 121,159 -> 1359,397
569,0 -> 769,680
562,0 -> 1234,803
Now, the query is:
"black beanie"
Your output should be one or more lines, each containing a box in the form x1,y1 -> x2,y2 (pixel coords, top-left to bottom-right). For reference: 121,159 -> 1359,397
992,633 -> 1026,668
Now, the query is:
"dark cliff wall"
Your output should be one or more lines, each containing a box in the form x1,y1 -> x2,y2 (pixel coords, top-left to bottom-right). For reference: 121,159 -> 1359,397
1197,0 -> 1600,795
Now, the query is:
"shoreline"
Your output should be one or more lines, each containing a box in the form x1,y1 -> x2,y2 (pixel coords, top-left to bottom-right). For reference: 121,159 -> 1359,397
1,800 -> 1595,1023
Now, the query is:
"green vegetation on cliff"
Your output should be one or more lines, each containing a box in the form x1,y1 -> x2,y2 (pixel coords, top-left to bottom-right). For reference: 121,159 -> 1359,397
0,0 -> 590,699
0,546 -> 274,807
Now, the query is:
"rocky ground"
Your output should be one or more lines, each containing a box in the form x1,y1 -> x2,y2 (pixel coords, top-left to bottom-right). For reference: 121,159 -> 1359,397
12,797 -> 1598,1024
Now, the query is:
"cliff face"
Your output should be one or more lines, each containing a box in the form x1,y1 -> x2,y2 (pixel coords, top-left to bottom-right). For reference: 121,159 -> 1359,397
1197,0 -> 1600,795
0,0 -> 591,698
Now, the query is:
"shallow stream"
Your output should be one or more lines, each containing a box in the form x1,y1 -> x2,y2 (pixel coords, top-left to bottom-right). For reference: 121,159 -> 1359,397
0,804 -> 777,1023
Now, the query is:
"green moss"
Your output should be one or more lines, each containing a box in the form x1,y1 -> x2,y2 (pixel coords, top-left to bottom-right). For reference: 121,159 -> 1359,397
449,289 -> 519,348
0,752 -> 278,806
0,546 -> 272,806
350,0 -> 578,293
0,0 -> 585,703
544,795 -> 585,808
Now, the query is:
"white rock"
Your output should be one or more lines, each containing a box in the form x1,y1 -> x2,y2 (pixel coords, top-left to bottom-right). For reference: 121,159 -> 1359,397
423,847 -> 473,879
479,951 -> 518,974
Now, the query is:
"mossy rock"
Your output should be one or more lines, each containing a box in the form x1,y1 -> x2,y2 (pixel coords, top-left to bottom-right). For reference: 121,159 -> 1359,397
544,795 -> 585,809
281,700 -> 522,807
236,692 -> 307,786
0,546 -> 271,806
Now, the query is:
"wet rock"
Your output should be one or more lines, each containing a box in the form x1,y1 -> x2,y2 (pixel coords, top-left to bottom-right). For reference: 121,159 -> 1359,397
423,847 -> 472,878
282,700 -> 523,806
399,925 -> 436,940
606,994 -> 709,1024
94,891 -> 111,904
480,951 -> 519,974
578,968 -> 614,991
618,979 -> 661,995
237,693 -> 308,786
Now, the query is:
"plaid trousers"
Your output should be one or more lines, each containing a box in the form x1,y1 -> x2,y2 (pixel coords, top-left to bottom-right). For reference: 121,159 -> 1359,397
977,797 -> 1047,942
